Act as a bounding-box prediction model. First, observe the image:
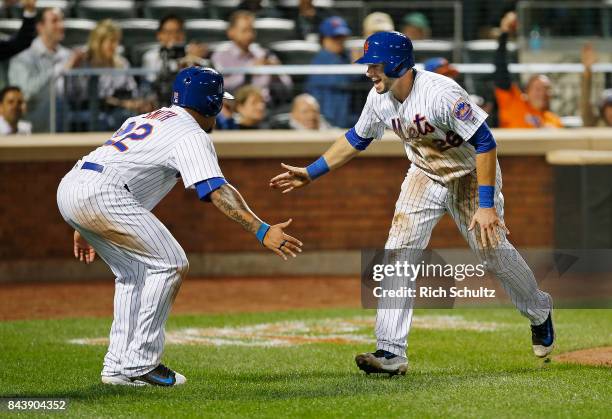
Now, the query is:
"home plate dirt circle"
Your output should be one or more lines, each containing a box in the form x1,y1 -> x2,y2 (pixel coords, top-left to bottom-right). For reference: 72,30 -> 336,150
555,347 -> 612,367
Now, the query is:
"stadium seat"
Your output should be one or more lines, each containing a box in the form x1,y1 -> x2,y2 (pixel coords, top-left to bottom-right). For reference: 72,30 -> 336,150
0,19 -> 21,35
63,19 -> 97,47
118,19 -> 158,47
1,1 -> 70,20
329,1 -> 365,36
77,0 -> 137,20
463,39 -> 518,64
269,40 -> 320,65
411,40 -> 455,62
208,0 -> 240,20
185,19 -> 228,43
268,112 -> 290,129
346,39 -> 455,62
144,0 -> 206,20
37,0 -> 71,14
276,0 -> 334,21
254,18 -> 296,47
130,41 -> 158,68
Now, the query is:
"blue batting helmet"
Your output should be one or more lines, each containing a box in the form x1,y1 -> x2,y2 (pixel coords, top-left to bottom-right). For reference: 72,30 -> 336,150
355,31 -> 415,78
171,67 -> 234,117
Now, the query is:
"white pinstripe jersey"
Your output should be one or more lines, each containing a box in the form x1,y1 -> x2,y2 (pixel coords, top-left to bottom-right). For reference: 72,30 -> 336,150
80,105 -> 223,210
355,70 -> 488,184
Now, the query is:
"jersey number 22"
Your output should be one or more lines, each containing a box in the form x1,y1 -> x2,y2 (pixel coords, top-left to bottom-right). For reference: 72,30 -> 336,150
104,121 -> 153,152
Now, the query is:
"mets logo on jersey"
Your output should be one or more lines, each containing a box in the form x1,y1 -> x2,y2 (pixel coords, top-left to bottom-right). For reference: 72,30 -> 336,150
452,98 -> 473,121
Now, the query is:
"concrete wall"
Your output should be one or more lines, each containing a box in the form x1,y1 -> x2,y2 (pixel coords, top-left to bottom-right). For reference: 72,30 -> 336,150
1,129 -> 611,281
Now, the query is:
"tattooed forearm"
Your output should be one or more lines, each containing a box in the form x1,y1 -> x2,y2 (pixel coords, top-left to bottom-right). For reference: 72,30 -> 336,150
210,184 -> 261,234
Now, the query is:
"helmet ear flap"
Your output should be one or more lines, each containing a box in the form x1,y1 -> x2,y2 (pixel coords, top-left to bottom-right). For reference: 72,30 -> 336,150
384,57 -> 412,78
203,95 -> 223,117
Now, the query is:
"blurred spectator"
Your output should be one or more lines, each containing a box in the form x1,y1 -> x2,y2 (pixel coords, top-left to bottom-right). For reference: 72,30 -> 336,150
294,0 -> 329,40
363,12 -> 394,38
211,10 -> 292,102
305,16 -> 360,128
211,11 -> 292,103
494,12 -> 562,128
425,56 -> 494,118
235,84 -> 267,129
8,7 -> 81,132
215,101 -> 237,130
275,93 -> 330,130
0,0 -> 36,61
0,85 -> 30,134
424,57 -> 459,79
237,0 -> 281,19
143,15 -> 209,82
580,43 -> 612,127
67,20 -> 152,131
350,12 -> 393,64
402,12 -> 431,40
142,14 -> 209,104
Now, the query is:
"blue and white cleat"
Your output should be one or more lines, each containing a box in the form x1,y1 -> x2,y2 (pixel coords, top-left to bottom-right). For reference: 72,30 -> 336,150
101,374 -> 145,386
355,350 -> 408,376
131,364 -> 187,387
531,312 -> 555,358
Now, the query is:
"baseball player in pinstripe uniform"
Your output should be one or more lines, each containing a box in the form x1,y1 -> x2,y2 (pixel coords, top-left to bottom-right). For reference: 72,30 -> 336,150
270,32 -> 555,376
57,67 -> 303,386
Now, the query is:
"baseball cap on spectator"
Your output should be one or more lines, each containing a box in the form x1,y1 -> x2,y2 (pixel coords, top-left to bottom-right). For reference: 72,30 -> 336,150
600,89 -> 612,108
424,57 -> 459,79
363,12 -> 394,37
403,12 -> 430,31
319,16 -> 351,38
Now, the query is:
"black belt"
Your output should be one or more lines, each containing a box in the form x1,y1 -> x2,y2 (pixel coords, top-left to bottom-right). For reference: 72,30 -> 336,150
81,161 -> 130,192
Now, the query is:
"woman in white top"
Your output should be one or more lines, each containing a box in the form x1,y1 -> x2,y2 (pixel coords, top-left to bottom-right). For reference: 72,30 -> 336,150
68,20 -> 153,131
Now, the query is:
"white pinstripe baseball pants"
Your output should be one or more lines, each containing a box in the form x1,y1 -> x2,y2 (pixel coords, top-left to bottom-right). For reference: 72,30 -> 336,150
57,164 -> 188,378
376,166 -> 552,357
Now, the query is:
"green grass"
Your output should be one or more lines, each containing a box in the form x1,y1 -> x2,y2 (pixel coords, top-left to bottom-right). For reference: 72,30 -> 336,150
0,309 -> 611,418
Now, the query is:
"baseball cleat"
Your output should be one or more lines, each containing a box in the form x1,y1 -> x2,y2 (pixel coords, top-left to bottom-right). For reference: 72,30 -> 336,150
531,312 -> 555,358
131,364 -> 187,387
101,374 -> 146,386
355,349 -> 408,376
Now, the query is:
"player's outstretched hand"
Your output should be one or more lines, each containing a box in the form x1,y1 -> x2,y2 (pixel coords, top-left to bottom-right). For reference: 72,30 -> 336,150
269,163 -> 311,193
73,230 -> 96,264
468,208 -> 510,248
263,219 -> 303,260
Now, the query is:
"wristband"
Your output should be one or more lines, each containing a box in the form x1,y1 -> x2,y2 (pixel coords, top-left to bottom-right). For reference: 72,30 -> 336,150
478,185 -> 495,208
306,156 -> 330,180
256,222 -> 270,244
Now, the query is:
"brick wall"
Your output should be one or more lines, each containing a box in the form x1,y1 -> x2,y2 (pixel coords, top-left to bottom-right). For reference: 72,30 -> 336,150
0,156 -> 553,260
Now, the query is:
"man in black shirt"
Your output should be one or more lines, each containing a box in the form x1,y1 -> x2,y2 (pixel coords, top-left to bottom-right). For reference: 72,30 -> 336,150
0,0 -> 37,61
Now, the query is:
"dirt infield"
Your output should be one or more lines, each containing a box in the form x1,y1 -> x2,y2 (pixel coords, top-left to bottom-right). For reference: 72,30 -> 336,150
0,276 -> 361,321
555,347 -> 612,367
